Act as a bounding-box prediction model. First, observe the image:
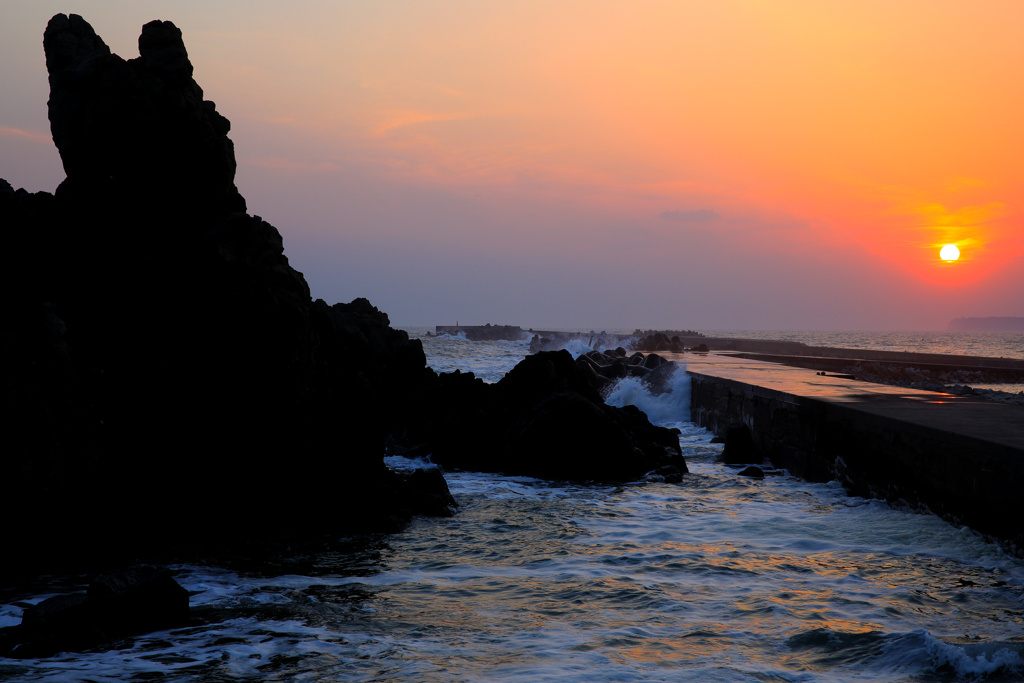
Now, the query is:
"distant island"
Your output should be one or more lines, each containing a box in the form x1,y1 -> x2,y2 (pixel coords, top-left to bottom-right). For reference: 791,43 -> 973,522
948,317 -> 1024,332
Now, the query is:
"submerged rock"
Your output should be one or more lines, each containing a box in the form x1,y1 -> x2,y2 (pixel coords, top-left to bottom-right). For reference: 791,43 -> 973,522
737,465 -> 765,479
720,425 -> 763,465
0,568 -> 189,658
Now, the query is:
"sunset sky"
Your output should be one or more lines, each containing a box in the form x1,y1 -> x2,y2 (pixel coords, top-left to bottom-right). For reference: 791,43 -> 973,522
2,1 -> 1022,330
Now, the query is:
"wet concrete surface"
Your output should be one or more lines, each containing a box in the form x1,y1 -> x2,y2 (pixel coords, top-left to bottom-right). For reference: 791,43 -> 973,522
681,352 -> 1024,451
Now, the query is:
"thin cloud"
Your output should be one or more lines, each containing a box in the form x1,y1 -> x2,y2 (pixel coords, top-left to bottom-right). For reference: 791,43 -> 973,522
370,110 -> 469,138
0,126 -> 51,144
659,209 -> 721,223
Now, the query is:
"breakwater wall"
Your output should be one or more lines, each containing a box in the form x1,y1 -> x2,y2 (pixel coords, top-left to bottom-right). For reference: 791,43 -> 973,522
727,351 -> 1024,383
435,325 -> 530,341
686,357 -> 1024,550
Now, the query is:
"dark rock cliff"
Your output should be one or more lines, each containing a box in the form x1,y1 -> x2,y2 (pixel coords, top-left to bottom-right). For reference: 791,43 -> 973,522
1,15 -> 446,576
1,14 -> 684,577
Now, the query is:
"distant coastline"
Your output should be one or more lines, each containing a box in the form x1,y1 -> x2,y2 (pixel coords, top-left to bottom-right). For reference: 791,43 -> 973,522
948,317 -> 1024,332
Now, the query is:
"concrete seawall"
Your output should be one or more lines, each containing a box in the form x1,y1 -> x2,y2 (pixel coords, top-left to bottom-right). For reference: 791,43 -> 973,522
684,354 -> 1024,550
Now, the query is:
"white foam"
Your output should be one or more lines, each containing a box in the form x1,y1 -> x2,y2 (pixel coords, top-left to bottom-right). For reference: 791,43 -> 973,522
560,338 -> 596,357
433,330 -> 468,341
602,363 -> 691,428
875,629 -> 1024,678
384,455 -> 438,471
927,634 -> 1024,677
0,605 -> 22,628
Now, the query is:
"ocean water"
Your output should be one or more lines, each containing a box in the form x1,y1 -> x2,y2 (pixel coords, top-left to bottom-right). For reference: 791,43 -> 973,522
2,332 -> 1023,682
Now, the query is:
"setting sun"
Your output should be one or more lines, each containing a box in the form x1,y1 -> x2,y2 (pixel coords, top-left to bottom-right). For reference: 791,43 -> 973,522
939,244 -> 960,261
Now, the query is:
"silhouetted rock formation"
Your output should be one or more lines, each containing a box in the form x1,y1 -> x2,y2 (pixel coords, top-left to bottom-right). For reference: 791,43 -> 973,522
44,14 -> 245,219
0,14 -> 444,575
1,14 -> 682,577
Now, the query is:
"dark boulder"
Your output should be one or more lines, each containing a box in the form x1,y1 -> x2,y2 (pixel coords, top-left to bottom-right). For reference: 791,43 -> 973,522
503,392 -> 638,480
576,349 -> 681,396
642,353 -> 668,369
412,351 -> 687,482
395,467 -> 459,518
643,464 -> 686,484
499,348 -> 605,404
627,364 -> 652,378
720,425 -> 763,465
634,332 -> 684,354
575,356 -> 613,392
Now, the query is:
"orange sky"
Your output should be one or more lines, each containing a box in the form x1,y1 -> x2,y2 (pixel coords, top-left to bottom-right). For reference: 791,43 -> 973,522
2,1 -> 1022,328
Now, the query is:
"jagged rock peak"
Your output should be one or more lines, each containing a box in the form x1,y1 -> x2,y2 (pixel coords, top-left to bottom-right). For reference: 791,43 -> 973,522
138,19 -> 195,83
42,14 -> 111,73
42,13 -> 245,218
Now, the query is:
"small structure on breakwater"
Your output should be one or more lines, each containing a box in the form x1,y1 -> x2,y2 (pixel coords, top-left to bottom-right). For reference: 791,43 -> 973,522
434,324 -> 530,341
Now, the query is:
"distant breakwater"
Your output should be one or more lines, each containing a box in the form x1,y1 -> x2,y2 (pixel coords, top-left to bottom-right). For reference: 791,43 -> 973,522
436,325 -> 1024,383
948,316 -> 1024,332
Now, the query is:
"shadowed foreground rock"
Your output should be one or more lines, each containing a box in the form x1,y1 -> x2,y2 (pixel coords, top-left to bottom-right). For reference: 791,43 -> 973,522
0,568 -> 189,658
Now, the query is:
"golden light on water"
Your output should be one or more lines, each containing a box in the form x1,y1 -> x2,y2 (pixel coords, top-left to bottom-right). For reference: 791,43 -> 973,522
940,244 -> 960,261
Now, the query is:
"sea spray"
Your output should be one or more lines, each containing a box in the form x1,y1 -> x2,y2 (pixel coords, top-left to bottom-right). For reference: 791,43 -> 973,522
603,363 -> 691,428
421,334 -> 533,383
560,337 -> 598,357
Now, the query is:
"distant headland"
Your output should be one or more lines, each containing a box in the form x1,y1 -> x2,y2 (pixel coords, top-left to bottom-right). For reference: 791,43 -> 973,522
948,317 -> 1024,332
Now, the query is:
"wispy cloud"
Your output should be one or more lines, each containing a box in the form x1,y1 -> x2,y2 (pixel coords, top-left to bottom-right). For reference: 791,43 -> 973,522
658,209 -> 721,223
370,110 -> 469,137
0,126 -> 51,144
913,202 -> 1005,227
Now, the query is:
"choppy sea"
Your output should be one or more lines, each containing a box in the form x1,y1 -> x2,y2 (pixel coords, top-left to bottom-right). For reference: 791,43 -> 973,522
2,330 -> 1022,682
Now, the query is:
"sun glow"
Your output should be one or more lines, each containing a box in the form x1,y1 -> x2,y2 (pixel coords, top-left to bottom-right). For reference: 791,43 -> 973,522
939,244 -> 960,261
